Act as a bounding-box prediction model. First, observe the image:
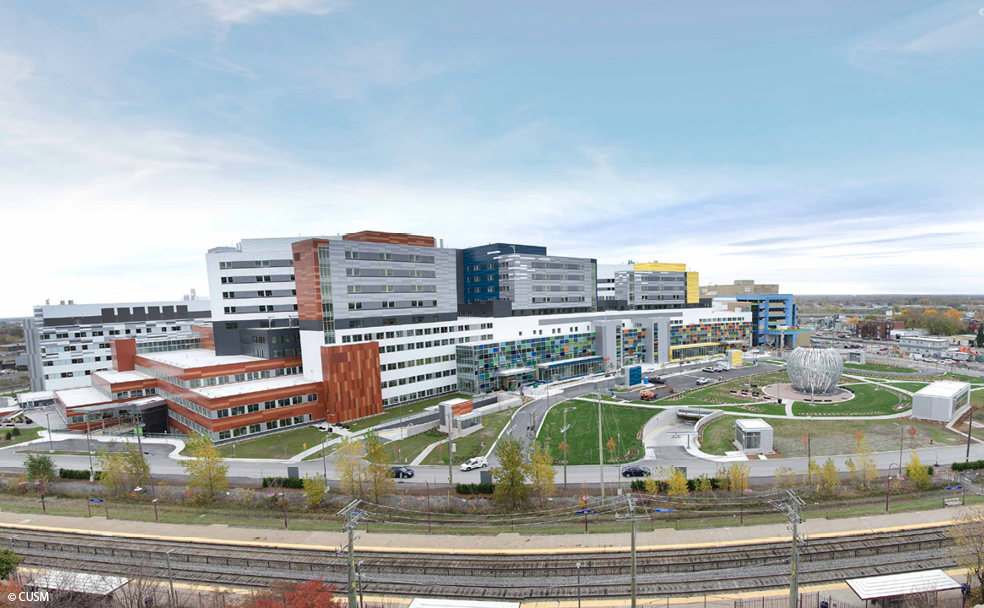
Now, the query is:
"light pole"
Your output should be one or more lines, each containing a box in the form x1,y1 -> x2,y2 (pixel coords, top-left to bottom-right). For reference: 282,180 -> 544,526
598,393 -> 605,500
892,422 -> 904,470
886,462 -> 902,513
165,549 -> 176,608
322,436 -> 329,480
967,407 -> 974,464
85,418 -> 94,482
46,413 -> 54,454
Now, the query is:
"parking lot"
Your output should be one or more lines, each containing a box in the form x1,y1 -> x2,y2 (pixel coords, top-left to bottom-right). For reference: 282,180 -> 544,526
616,361 -> 785,401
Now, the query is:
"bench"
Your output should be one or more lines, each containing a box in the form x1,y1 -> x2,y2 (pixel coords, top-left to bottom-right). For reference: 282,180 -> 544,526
944,497 -> 962,507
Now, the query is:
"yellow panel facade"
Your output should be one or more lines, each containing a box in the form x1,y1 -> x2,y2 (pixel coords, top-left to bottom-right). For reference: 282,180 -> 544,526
729,349 -> 743,366
686,271 -> 699,303
633,262 -> 687,272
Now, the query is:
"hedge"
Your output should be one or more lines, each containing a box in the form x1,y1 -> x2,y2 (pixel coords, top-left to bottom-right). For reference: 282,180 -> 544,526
455,482 -> 495,495
952,460 -> 984,472
261,477 -> 304,489
630,477 -> 725,493
59,469 -> 102,480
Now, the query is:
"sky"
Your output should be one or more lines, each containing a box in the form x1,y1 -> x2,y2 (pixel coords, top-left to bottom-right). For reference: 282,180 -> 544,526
1,0 -> 983,317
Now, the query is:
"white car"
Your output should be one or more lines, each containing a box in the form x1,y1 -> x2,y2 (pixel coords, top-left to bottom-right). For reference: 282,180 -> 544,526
460,457 -> 488,471
695,378 -> 712,386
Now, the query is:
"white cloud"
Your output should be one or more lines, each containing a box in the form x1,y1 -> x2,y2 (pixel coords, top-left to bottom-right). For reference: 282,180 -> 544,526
846,2 -> 984,69
199,0 -> 346,24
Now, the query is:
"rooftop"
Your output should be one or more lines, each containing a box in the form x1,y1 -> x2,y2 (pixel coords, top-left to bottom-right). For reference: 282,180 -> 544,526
846,569 -> 960,601
31,570 -> 130,596
736,418 -> 772,431
91,369 -> 152,384
191,375 -> 317,399
914,380 -> 971,399
15,390 -> 55,405
138,348 -> 263,369
55,387 -> 111,408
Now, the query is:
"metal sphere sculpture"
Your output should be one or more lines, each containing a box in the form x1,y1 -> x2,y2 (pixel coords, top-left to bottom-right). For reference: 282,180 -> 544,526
786,347 -> 843,395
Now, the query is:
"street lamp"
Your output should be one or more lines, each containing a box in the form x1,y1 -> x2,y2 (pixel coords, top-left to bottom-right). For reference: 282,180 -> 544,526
886,462 -> 903,513
892,422 -> 904,470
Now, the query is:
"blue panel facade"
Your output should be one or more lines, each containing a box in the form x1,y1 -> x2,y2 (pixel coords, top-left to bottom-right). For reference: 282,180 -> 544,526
460,243 -> 547,304
736,294 -> 796,346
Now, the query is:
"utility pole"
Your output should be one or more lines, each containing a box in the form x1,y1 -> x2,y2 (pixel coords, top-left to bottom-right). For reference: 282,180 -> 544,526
165,549 -> 176,608
46,413 -> 54,453
629,495 -> 637,608
85,418 -> 94,482
447,409 -> 454,487
339,500 -> 366,608
598,393 -> 605,500
967,407 -> 974,463
772,490 -> 806,608
562,409 -> 570,490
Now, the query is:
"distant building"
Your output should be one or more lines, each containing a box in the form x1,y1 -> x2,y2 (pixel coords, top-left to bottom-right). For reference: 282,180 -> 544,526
856,320 -> 904,341
911,381 -> 970,423
700,279 -> 779,297
899,336 -> 950,358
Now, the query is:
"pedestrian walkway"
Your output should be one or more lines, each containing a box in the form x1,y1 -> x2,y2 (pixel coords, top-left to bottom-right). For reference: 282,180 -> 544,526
0,503 -> 972,556
410,438 -> 447,466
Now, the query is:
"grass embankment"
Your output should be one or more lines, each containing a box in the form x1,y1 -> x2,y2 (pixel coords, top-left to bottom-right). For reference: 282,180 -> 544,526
213,426 -> 329,459
791,383 -> 910,416
885,382 -> 931,393
383,430 -> 446,465
843,362 -> 918,373
701,416 -> 965,457
537,399 -> 657,465
0,490 -> 976,535
0,427 -> 43,449
347,393 -> 470,432
422,408 -> 516,466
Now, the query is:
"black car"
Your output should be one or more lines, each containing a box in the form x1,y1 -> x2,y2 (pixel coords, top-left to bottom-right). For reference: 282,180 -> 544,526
390,466 -> 414,479
621,466 -> 651,478
649,377 -> 666,385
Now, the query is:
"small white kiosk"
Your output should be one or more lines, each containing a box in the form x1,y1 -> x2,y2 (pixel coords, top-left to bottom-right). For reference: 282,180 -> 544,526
734,418 -> 773,455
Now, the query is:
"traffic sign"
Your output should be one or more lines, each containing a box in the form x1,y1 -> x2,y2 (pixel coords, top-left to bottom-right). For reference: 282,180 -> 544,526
945,486 -> 963,491
89,499 -> 104,503
654,508 -> 675,513
575,510 -> 596,515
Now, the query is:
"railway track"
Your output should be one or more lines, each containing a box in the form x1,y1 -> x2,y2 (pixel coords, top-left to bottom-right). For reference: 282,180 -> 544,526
0,526 -> 962,599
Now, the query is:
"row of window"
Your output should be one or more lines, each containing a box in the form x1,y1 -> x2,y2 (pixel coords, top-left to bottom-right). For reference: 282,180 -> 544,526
220,274 -> 294,284
531,296 -> 587,303
222,290 -> 296,299
345,251 -> 435,263
466,287 -> 496,293
381,384 -> 458,406
42,355 -> 110,366
217,414 -> 311,440
348,300 -> 438,311
40,325 -> 187,341
136,364 -> 302,390
160,388 -> 315,421
465,263 -> 495,272
346,285 -> 437,293
382,368 -> 456,388
224,305 -> 298,314
345,268 -> 436,278
383,354 -> 456,370
218,260 -> 293,269
530,274 -> 584,281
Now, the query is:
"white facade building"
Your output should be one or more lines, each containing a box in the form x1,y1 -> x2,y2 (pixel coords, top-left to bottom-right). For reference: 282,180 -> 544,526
911,381 -> 971,423
24,300 -> 211,391
899,336 -> 950,358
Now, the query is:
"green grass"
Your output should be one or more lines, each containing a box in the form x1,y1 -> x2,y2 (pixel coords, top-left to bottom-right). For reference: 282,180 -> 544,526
884,382 -> 931,393
212,426 -> 330,459
383,430 -> 446,465
346,393 -> 470,432
697,417 -> 737,455
843,362 -> 918,373
422,408 -> 517,466
791,383 -> 910,416
943,372 -> 984,384
301,442 -> 340,461
0,427 -> 43,448
537,399 -> 658,465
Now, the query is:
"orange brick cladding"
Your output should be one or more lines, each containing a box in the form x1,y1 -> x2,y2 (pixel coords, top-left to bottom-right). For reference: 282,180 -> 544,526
450,399 -> 473,417
321,342 -> 383,423
292,239 -> 325,323
192,325 -> 215,351
342,231 -> 435,247
133,355 -> 304,381
110,339 -> 137,372
91,372 -> 157,396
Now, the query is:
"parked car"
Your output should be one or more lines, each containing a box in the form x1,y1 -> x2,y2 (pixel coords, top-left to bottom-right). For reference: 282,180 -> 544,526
390,466 -> 414,479
621,466 -> 652,478
696,377 -> 712,386
317,423 -> 333,432
460,457 -> 488,471
649,376 -> 666,385
701,366 -> 715,372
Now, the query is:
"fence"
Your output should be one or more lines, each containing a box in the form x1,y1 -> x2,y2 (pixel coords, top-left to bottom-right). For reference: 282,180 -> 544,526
735,593 -> 862,608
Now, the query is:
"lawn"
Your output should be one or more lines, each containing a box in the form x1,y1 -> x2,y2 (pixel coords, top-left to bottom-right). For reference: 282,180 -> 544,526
346,393 -> 470,432
770,418 -> 964,457
536,399 -> 658,465
658,370 -> 790,406
213,425 -> 330,459
422,408 -> 517,466
665,400 -> 788,416
884,382 -> 930,393
791,383 -> 910,416
383,429 -> 445,465
0,427 -> 44,449
843,362 -> 918,373
697,416 -> 737,455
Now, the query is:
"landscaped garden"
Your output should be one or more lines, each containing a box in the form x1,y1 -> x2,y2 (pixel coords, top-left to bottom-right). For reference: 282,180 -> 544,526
347,393 -> 470,432
843,362 -> 918,373
790,383 -> 910,416
212,425 -> 330,459
537,399 -> 659,465
422,408 -> 515,466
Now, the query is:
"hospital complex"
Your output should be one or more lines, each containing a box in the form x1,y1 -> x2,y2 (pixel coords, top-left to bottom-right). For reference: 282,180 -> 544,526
21,231 -> 805,443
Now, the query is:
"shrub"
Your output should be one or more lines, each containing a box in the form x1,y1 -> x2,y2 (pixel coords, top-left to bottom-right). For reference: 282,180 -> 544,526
11,428 -> 20,437
3,433 -> 9,441
952,460 -> 984,472
58,469 -> 102,480
454,482 -> 494,495
262,477 -> 304,489
455,483 -> 472,495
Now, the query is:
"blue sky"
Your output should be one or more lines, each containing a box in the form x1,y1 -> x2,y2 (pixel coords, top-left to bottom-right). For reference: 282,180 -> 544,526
1,0 -> 983,316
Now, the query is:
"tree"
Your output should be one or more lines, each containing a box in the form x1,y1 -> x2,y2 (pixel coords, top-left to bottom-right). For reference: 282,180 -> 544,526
0,549 -> 20,580
557,441 -> 569,464
944,309 -> 963,320
818,458 -> 840,497
335,437 -> 366,499
666,468 -> 689,496
948,505 -> 984,602
363,431 -> 394,501
233,580 -> 342,608
845,433 -> 878,491
24,454 -> 55,492
805,458 -> 821,489
490,435 -> 531,510
97,448 -> 127,494
907,425 -> 918,449
605,437 -> 618,462
529,440 -> 556,506
122,444 -> 151,490
694,474 -> 714,494
906,452 -> 932,491
773,466 -> 797,490
723,463 -> 750,495
302,475 -> 327,509
976,326 -> 984,348
181,432 -> 229,501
